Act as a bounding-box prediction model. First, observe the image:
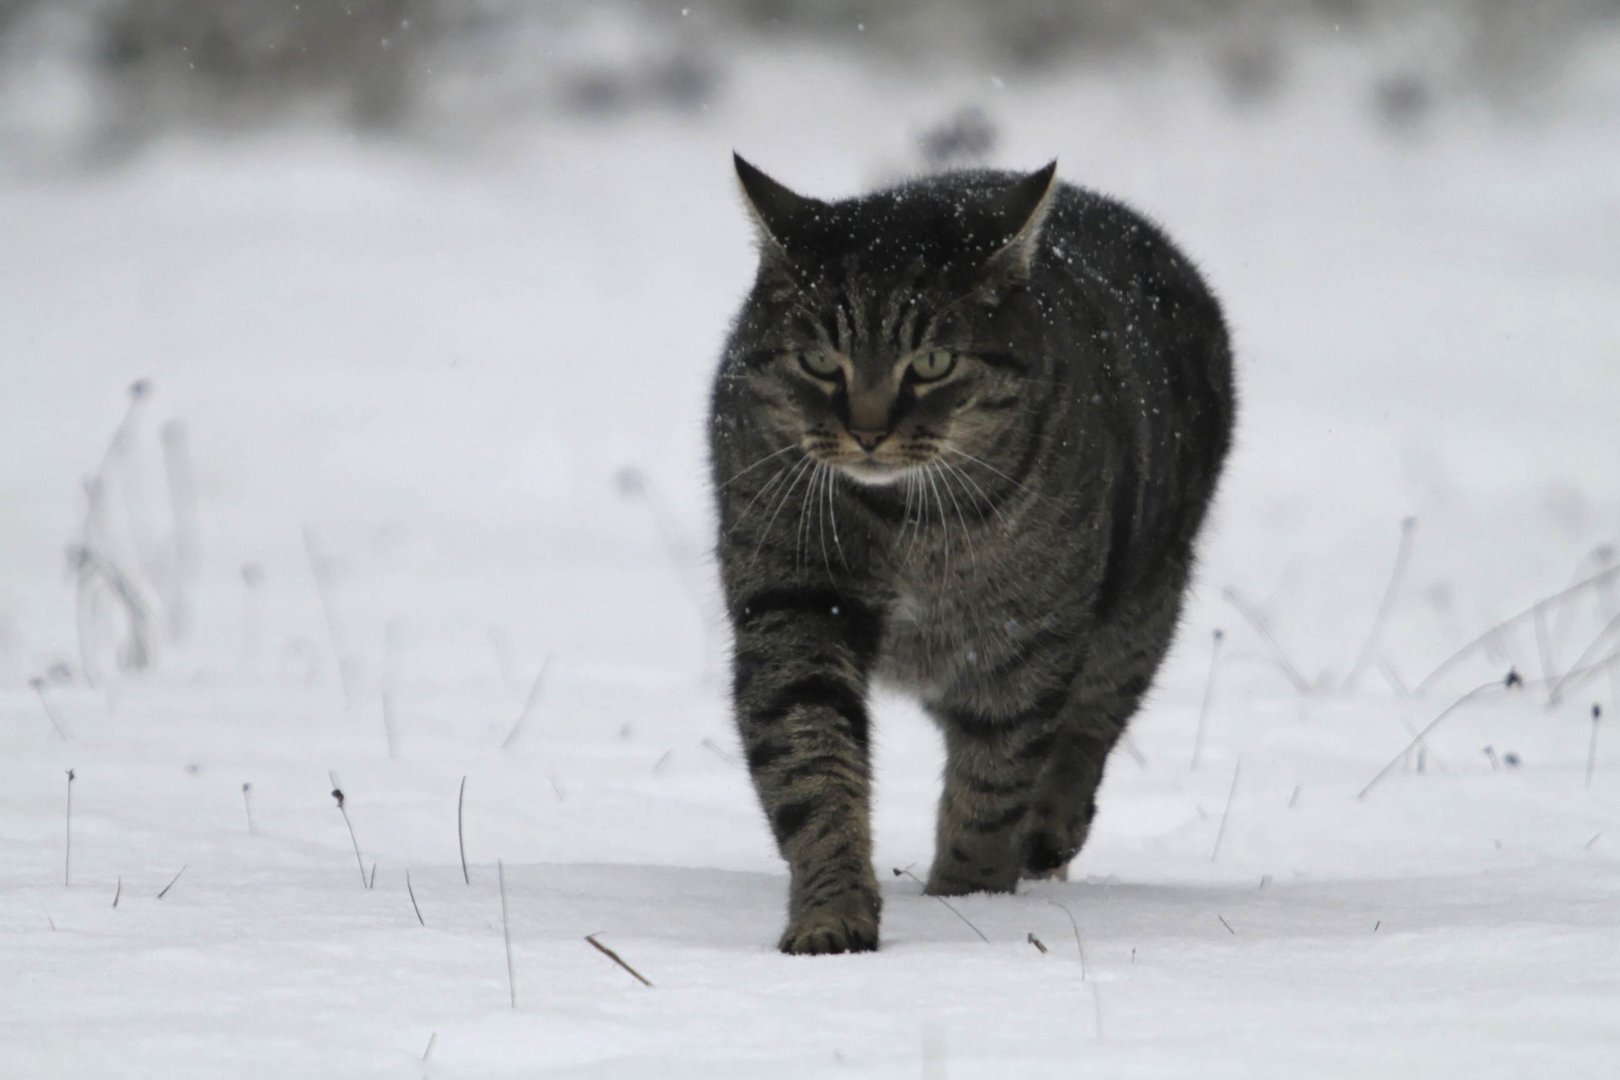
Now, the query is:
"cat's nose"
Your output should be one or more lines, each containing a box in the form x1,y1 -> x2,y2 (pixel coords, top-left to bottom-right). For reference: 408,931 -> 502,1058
849,428 -> 890,452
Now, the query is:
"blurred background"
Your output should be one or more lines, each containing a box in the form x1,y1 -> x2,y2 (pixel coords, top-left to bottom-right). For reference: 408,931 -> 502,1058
1,0 -> 1618,751
3,1 -> 1619,161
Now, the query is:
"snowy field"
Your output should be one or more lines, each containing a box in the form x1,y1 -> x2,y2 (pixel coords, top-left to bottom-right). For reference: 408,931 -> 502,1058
3,26 -> 1620,1079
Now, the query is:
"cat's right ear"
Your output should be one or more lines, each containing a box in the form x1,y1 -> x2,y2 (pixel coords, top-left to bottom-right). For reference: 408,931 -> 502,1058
734,153 -> 818,261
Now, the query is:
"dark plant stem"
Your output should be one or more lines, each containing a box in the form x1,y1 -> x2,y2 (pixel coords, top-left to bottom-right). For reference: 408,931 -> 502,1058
1047,900 -> 1087,980
381,619 -> 401,758
498,859 -> 515,1009
1211,761 -> 1242,862
1415,564 -> 1620,695
407,870 -> 425,926
157,864 -> 186,899
1191,629 -> 1224,770
303,529 -> 355,709
893,867 -> 988,943
1359,679 -> 1501,800
1222,587 -> 1310,694
29,678 -> 70,740
1547,613 -> 1620,705
64,769 -> 75,886
458,776 -> 470,885
328,771 -> 368,888
501,655 -> 552,751
586,934 -> 654,987
1588,704 -> 1602,791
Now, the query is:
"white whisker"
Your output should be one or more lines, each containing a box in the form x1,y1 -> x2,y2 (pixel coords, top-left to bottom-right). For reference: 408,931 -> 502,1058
748,456 -> 816,567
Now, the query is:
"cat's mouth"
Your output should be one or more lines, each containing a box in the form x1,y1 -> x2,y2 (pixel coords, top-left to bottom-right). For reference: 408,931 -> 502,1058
802,436 -> 941,486
837,458 -> 914,486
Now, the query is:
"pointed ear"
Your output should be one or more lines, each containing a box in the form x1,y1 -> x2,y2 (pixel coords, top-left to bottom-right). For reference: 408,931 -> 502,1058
734,153 -> 819,255
981,161 -> 1059,279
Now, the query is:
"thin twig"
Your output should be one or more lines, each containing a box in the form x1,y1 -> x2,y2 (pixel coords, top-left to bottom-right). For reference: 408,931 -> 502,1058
1588,704 -> 1602,791
701,737 -> 737,765
893,868 -> 989,943
1046,900 -> 1087,980
64,769 -> 75,886
1287,784 -> 1301,809
1380,658 -> 1411,698
458,776 -> 470,885
1358,678 -> 1504,800
381,619 -> 401,758
160,419 -> 200,639
368,861 -> 378,890
586,934 -> 655,987
241,783 -> 255,835
112,876 -> 122,908
1221,588 -> 1310,694
1543,646 -> 1620,701
1191,629 -> 1223,770
328,772 -> 368,888
1547,613 -> 1620,705
303,528 -> 355,709
498,859 -> 516,1009
423,1033 -> 437,1060
501,654 -> 552,751
1343,517 -> 1416,692
1211,761 -> 1242,862
156,864 -> 187,899
1533,603 -> 1556,690
407,870 -> 425,926
1217,914 -> 1235,935
1027,932 -> 1048,954
1415,563 -> 1620,695
29,678 -> 70,739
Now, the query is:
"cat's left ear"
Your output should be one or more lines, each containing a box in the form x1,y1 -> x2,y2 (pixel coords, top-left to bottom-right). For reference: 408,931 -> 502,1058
733,153 -> 822,260
980,161 -> 1059,280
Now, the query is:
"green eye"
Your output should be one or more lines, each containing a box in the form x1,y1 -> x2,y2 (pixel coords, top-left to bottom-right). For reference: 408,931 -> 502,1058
911,349 -> 956,382
798,352 -> 842,380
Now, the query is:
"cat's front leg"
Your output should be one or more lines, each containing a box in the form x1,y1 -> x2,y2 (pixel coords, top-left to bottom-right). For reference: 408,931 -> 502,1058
730,586 -> 884,955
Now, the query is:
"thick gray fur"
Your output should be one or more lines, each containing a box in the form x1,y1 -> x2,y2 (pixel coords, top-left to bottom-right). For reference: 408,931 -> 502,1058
709,156 -> 1235,954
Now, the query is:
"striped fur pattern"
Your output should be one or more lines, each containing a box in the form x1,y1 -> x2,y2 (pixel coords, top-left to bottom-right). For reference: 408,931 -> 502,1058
709,156 -> 1234,954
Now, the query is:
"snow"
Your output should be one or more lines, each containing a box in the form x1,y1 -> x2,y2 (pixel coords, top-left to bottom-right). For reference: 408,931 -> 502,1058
3,31 -> 1620,1080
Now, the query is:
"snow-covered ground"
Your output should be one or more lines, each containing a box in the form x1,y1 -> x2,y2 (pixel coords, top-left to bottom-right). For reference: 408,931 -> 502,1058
3,30 -> 1619,1079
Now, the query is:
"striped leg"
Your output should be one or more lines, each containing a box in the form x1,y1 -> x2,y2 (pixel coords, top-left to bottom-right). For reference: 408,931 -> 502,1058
925,690 -> 1066,896
1021,727 -> 1111,879
1022,679 -> 1144,879
731,587 -> 883,955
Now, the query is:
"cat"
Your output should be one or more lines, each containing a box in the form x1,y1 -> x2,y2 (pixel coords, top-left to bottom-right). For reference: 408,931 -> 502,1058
708,154 -> 1234,954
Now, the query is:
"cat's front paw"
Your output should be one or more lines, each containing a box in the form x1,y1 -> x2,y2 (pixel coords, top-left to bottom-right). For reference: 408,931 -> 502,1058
778,902 -> 880,956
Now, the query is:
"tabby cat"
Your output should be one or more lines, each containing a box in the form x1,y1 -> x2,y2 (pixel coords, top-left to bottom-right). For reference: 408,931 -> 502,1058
708,155 -> 1234,954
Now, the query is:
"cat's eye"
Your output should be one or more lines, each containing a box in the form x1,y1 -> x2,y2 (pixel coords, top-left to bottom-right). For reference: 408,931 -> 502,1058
911,350 -> 957,382
798,352 -> 842,380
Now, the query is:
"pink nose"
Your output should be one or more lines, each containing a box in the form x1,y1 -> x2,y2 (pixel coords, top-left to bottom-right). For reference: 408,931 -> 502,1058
849,428 -> 889,452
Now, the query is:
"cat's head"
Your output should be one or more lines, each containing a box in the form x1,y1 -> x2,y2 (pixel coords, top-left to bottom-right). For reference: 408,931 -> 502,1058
728,155 -> 1058,487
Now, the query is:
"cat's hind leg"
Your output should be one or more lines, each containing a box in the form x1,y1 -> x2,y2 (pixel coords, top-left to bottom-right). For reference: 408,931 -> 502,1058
925,686 -> 1068,897
1019,677 -> 1145,880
